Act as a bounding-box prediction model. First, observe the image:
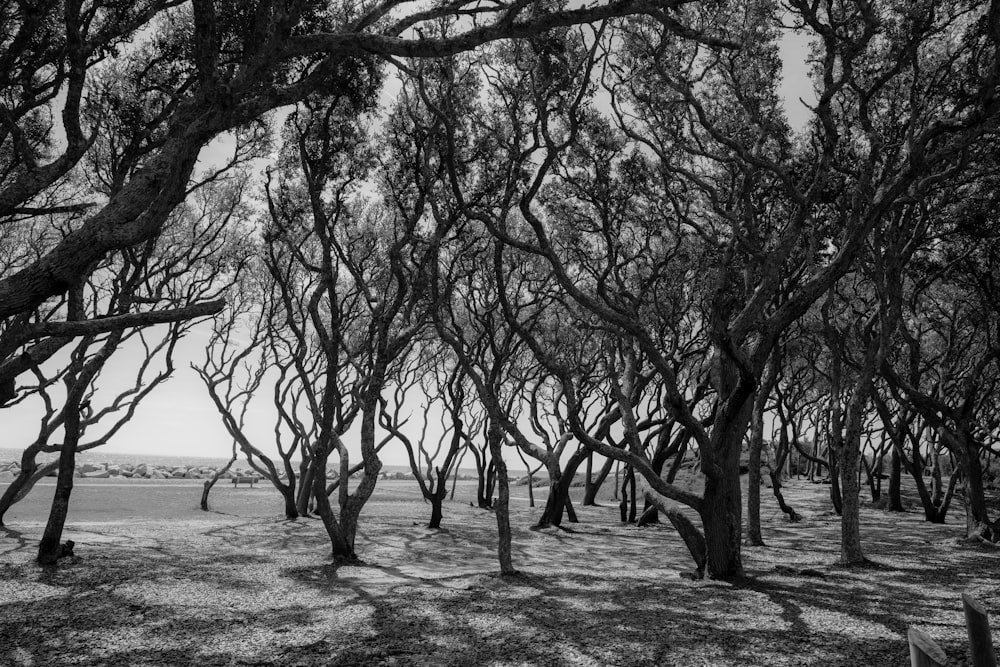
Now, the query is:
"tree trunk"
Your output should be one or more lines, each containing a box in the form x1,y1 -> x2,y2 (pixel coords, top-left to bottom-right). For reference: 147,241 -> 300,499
829,448 -> 843,515
564,495 -> 577,522
296,460 -> 315,516
699,444 -> 744,580
627,465 -> 637,523
427,469 -> 450,529
837,358 -> 877,566
812,431 -> 823,480
644,492 -> 707,577
477,455 -> 496,509
747,354 -> 778,546
0,457 -> 59,526
769,469 -> 801,521
665,439 -> 688,484
37,432 -> 80,565
957,436 -> 998,541
280,484 -> 299,520
487,422 -> 515,574
620,464 -> 637,523
449,456 -> 462,501
536,461 -> 562,528
200,452 -> 237,511
930,441 -> 944,508
312,447 -> 354,561
640,432 -> 689,526
536,449 -> 588,528
888,446 -> 903,511
838,430 -> 865,564
747,418 -> 766,546
769,432 -> 801,521
428,496 -> 444,529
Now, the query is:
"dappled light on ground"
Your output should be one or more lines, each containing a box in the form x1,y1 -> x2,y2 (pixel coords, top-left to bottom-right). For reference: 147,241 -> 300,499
1,480 -> 998,665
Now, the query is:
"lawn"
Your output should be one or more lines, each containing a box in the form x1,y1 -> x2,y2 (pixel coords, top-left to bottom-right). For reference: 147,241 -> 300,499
1,478 -> 998,666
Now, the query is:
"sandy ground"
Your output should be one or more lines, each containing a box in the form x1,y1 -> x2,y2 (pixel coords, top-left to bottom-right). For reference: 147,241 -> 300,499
1,478 -> 998,666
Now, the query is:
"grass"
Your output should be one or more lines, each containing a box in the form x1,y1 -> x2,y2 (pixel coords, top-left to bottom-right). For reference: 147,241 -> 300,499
1,477 -> 998,666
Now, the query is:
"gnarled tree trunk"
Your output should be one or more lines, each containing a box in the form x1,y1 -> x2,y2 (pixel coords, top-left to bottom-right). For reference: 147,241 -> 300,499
487,421 -> 515,574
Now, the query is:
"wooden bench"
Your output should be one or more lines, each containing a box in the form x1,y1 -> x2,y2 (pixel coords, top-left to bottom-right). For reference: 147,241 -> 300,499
231,476 -> 259,488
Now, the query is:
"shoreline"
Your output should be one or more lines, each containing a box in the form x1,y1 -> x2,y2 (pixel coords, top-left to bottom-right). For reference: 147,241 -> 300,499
0,458 -> 481,483
0,459 -> 268,482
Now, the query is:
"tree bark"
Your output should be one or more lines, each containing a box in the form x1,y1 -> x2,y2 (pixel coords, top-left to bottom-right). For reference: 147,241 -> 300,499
37,413 -> 81,565
699,439 -> 745,580
428,496 -> 444,529
312,447 -> 355,561
769,428 -> 801,521
536,448 -> 587,528
887,445 -> 904,511
583,452 -> 615,505
747,414 -> 765,545
955,434 -> 999,541
200,452 -> 237,511
537,461 -> 564,528
428,468 -> 449,529
297,459 -> 315,516
747,353 -> 779,546
0,455 -> 58,526
487,421 -> 515,575
838,426 -> 866,564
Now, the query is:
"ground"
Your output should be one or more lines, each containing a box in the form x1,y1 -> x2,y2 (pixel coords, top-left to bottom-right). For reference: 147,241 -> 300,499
1,478 -> 998,666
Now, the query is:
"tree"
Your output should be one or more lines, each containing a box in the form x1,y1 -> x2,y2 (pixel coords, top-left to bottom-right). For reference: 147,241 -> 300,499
195,249 -> 311,518
1,181 -> 246,527
0,0 -> 704,336
20,177 -> 244,562
473,0 -> 1000,578
379,346 -> 469,530
879,170 -> 1000,540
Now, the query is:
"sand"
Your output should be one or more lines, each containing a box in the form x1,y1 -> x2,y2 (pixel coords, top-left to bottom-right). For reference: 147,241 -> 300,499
1,478 -> 998,666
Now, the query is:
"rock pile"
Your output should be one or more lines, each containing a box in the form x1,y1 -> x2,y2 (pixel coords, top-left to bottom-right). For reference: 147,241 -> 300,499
0,461 -> 479,483
0,460 -> 264,482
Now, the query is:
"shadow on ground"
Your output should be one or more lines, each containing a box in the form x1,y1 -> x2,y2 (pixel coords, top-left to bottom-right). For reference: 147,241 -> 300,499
1,479 -> 998,666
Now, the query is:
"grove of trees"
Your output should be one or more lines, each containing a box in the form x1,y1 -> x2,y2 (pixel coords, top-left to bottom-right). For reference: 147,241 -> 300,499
2,0 -> 1000,580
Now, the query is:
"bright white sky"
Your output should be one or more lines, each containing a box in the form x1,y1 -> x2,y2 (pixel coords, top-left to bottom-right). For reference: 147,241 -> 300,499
3,25 -> 816,467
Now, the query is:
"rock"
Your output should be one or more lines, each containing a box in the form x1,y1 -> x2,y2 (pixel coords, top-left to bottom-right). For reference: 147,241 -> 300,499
184,469 -> 199,479
107,465 -> 121,477
149,469 -> 167,479
79,463 -> 102,474
82,470 -> 110,479
171,467 -> 187,476
171,469 -> 187,479
134,464 -> 148,476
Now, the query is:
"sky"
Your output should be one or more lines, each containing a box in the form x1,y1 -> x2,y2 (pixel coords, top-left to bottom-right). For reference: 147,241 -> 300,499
3,22 -> 817,468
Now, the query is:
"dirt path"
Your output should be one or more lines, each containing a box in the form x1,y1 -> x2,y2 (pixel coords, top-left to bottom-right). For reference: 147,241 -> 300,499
1,479 -> 998,666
